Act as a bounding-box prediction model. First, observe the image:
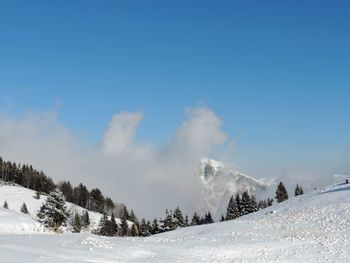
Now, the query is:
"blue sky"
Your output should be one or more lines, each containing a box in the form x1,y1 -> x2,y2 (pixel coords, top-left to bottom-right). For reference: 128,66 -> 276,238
0,1 -> 349,178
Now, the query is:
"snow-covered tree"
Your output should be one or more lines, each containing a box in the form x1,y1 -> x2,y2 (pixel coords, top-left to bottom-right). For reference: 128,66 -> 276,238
21,202 -> 29,214
37,188 -> 70,232
276,182 -> 289,203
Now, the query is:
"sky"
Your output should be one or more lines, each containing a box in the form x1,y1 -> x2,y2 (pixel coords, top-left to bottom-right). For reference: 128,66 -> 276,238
0,1 -> 349,217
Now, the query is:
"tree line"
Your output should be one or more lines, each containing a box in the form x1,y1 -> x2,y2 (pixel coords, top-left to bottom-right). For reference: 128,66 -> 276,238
0,156 -> 304,237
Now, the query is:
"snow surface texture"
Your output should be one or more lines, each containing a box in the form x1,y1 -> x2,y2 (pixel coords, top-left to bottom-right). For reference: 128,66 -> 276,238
1,182 -> 350,262
197,158 -> 269,219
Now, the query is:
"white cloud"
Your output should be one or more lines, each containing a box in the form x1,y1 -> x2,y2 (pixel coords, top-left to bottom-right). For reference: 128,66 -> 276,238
0,107 -> 227,218
102,112 -> 144,155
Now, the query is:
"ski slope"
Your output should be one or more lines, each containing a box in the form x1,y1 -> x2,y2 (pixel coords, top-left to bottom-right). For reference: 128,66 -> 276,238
1,182 -> 350,262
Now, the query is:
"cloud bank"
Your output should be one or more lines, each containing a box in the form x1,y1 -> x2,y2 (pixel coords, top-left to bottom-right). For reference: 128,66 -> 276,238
0,107 -> 228,218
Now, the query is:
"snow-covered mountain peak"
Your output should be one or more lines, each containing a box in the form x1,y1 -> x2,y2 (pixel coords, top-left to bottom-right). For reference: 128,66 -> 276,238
197,158 -> 269,219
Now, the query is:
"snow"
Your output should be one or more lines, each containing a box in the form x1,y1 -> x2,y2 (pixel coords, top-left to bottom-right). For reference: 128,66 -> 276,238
1,181 -> 350,262
0,183 -> 122,233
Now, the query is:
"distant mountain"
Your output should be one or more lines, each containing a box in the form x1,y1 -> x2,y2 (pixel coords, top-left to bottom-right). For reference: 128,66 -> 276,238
196,158 -> 270,219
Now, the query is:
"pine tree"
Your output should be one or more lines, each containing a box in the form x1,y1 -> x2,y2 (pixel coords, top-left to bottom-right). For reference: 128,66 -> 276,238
226,195 -> 240,220
37,188 -> 70,232
20,202 -> 29,214
109,212 -> 117,236
240,191 -> 252,215
73,213 -> 82,233
295,184 -> 304,196
235,193 -> 242,216
160,209 -> 175,231
173,207 -> 185,228
204,212 -> 214,224
184,215 -> 189,227
191,212 -> 201,226
130,224 -> 138,236
98,213 -> 108,235
151,218 -> 160,235
3,200 -> 8,209
250,194 -> 259,213
81,210 -> 90,227
120,216 -> 129,236
267,198 -> 274,206
139,218 -> 151,236
275,182 -> 289,203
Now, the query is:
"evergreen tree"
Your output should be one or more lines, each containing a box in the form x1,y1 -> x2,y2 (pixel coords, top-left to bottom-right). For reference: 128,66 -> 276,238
73,213 -> 82,233
3,200 -> 8,209
203,212 -> 214,224
120,216 -> 129,236
20,202 -> 29,214
58,181 -> 74,202
275,182 -> 289,203
81,210 -> 90,227
139,218 -> 151,236
160,209 -> 175,231
173,207 -> 185,228
104,197 -> 115,214
250,194 -> 259,213
37,188 -> 69,232
73,183 -> 89,208
151,218 -> 160,235
267,198 -> 274,206
107,213 -> 117,236
130,224 -> 138,236
191,212 -> 201,226
240,191 -> 252,215
89,188 -> 105,213
98,213 -> 108,235
294,184 -> 304,196
226,195 -> 240,220
235,193 -> 242,216
184,215 -> 189,227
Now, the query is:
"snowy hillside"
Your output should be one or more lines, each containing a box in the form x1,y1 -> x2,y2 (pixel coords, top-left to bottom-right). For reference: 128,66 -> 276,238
0,183 -> 121,233
1,181 -> 350,262
197,158 -> 269,219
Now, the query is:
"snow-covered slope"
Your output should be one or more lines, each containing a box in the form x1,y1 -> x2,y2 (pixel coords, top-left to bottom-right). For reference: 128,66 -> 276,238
2,181 -> 350,262
197,158 -> 269,219
0,183 -> 119,233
